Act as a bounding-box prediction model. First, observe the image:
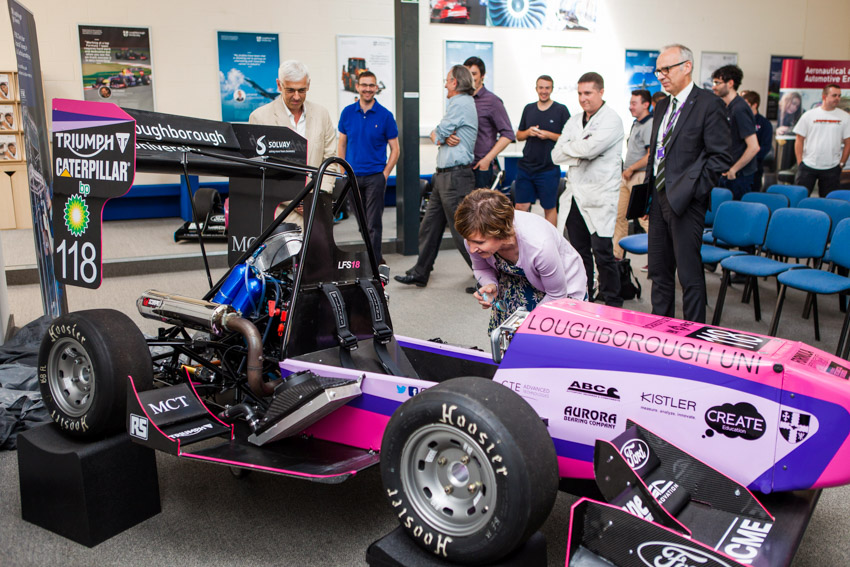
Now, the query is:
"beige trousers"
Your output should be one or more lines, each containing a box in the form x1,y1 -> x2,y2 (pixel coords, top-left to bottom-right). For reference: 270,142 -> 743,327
613,170 -> 649,259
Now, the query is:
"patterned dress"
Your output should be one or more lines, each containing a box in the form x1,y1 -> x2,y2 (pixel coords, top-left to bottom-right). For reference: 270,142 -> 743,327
489,253 -> 546,333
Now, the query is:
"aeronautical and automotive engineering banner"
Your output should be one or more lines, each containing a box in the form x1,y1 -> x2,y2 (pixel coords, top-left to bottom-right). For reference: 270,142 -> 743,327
777,58 -> 850,140
8,0 -> 65,316
625,49 -> 662,97
52,99 -> 136,289
217,31 -> 280,123
336,35 -> 395,117
78,25 -> 155,111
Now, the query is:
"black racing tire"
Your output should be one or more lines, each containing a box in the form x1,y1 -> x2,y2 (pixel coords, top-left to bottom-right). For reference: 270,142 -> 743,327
38,309 -> 153,438
193,187 -> 221,223
380,376 -> 558,565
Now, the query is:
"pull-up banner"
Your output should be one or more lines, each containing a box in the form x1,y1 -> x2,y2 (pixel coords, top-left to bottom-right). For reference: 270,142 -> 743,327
52,99 -> 136,289
777,59 -> 850,138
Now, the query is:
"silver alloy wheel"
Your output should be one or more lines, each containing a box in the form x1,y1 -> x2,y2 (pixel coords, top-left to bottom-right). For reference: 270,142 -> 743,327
400,423 -> 497,536
47,337 -> 94,417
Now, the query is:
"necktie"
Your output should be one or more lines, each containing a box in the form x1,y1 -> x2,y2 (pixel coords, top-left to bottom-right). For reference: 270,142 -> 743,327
655,98 -> 679,192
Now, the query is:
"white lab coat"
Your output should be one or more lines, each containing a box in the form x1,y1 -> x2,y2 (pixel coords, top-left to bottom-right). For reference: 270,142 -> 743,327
551,103 -> 624,237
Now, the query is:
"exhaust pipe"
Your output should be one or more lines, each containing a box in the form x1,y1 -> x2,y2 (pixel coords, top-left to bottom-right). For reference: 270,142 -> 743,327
138,290 -> 272,397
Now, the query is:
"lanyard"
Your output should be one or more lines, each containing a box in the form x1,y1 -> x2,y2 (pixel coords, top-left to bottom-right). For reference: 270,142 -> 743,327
662,100 -> 683,143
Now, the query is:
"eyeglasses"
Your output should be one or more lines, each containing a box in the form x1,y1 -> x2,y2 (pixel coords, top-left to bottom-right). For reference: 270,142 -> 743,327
654,61 -> 687,78
711,79 -> 725,86
283,88 -> 308,95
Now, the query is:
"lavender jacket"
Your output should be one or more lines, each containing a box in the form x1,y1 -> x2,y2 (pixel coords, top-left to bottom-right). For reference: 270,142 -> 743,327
466,211 -> 587,303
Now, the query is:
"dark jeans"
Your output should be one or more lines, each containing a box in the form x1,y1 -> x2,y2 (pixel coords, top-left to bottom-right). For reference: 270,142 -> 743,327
648,189 -> 707,323
719,172 -> 755,200
410,168 -> 474,279
566,198 -> 621,307
473,162 -> 501,190
357,173 -> 387,262
795,162 -> 842,197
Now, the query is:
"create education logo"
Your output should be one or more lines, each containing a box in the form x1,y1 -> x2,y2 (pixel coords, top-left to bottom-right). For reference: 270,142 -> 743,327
64,194 -> 90,237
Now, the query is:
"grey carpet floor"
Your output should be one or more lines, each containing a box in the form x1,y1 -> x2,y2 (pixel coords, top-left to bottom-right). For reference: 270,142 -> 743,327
1,215 -> 850,566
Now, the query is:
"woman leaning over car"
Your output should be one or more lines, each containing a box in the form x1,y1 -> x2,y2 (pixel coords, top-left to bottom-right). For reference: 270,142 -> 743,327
455,189 -> 587,333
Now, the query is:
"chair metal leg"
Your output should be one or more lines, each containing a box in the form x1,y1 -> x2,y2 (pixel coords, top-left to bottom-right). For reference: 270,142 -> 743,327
838,305 -> 850,359
802,293 -> 813,320
812,294 -> 820,342
742,277 -> 751,304
752,277 -> 761,322
712,269 -> 731,326
840,292 -> 847,314
769,285 -> 787,336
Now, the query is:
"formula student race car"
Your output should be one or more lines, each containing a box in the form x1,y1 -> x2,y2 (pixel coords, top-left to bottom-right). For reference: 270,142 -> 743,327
39,146 -> 850,565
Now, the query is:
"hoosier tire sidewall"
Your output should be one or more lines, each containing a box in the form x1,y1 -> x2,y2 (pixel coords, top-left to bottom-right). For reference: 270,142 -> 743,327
381,384 -> 540,564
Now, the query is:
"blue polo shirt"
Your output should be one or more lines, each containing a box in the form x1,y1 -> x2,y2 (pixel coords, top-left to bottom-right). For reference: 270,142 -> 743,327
338,99 -> 399,176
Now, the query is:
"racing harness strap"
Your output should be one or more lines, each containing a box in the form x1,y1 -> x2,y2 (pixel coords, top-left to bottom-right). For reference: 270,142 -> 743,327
319,283 -> 358,370
358,279 -> 406,377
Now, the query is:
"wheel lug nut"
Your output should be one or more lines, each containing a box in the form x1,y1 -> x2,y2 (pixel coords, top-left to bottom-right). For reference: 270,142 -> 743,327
444,485 -> 453,495
461,455 -> 469,464
468,483 -> 477,493
437,457 -> 447,466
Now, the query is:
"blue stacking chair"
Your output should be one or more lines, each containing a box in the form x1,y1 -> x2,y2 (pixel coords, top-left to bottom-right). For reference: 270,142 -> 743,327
797,198 -> 850,241
712,208 -> 831,326
828,190 -> 850,203
702,187 -> 734,244
769,218 -> 850,357
742,191 -> 789,214
766,184 -> 808,207
701,201 -> 770,266
619,233 -> 648,259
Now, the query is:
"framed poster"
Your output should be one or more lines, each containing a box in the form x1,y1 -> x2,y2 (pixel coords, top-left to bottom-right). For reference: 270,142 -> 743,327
0,73 -> 16,101
445,40 -> 493,91
217,31 -> 280,123
429,0 -> 598,31
540,45 -> 582,106
336,35 -> 395,116
625,49 -> 661,96
0,104 -> 18,131
767,55 -> 802,120
699,51 -> 738,90
78,25 -> 155,111
0,133 -> 22,161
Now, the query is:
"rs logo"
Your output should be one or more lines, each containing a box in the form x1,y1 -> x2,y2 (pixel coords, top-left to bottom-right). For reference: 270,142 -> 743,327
129,414 -> 148,440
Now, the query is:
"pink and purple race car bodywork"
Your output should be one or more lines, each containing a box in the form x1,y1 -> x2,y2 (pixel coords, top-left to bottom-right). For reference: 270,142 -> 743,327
275,299 -> 850,494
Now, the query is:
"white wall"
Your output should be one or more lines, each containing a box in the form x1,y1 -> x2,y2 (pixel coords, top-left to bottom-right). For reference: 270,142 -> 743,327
2,0 -> 849,174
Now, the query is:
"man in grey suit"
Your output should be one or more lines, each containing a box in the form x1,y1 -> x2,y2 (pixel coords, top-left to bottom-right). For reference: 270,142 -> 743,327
645,44 -> 732,323
249,60 -> 337,192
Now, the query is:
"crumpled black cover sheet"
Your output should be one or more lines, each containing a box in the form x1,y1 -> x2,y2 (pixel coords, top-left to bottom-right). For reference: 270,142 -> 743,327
0,316 -> 52,449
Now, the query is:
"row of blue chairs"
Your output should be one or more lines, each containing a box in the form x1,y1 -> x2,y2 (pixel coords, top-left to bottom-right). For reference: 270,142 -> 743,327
707,200 -> 850,356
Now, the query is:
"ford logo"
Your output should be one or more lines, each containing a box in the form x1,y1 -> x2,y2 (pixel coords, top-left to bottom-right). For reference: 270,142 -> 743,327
637,541 -> 733,567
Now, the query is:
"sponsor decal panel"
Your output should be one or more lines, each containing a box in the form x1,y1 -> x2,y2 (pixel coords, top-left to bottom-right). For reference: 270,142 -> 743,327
500,379 -> 551,400
705,402 -> 766,440
685,326 -> 769,352
640,392 -> 697,420
649,479 -> 680,505
171,423 -> 213,439
622,494 -> 653,521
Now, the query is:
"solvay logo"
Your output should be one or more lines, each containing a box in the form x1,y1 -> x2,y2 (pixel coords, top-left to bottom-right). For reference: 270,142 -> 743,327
621,439 -> 651,470
637,541 -> 733,567
129,414 -> 149,440
256,135 -> 267,155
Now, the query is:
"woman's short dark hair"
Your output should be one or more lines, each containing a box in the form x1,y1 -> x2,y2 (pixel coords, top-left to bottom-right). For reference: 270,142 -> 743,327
455,189 -> 515,240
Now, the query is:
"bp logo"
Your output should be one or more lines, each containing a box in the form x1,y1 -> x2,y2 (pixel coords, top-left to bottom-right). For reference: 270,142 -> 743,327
64,194 -> 90,237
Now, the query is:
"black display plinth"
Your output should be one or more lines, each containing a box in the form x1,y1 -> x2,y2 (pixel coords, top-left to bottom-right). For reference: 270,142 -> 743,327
366,527 -> 547,567
17,423 -> 161,547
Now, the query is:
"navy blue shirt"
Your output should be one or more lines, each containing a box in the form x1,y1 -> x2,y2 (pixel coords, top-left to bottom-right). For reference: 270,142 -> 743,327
517,101 -> 570,173
338,99 -> 399,176
754,113 -> 773,162
726,95 -> 757,176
